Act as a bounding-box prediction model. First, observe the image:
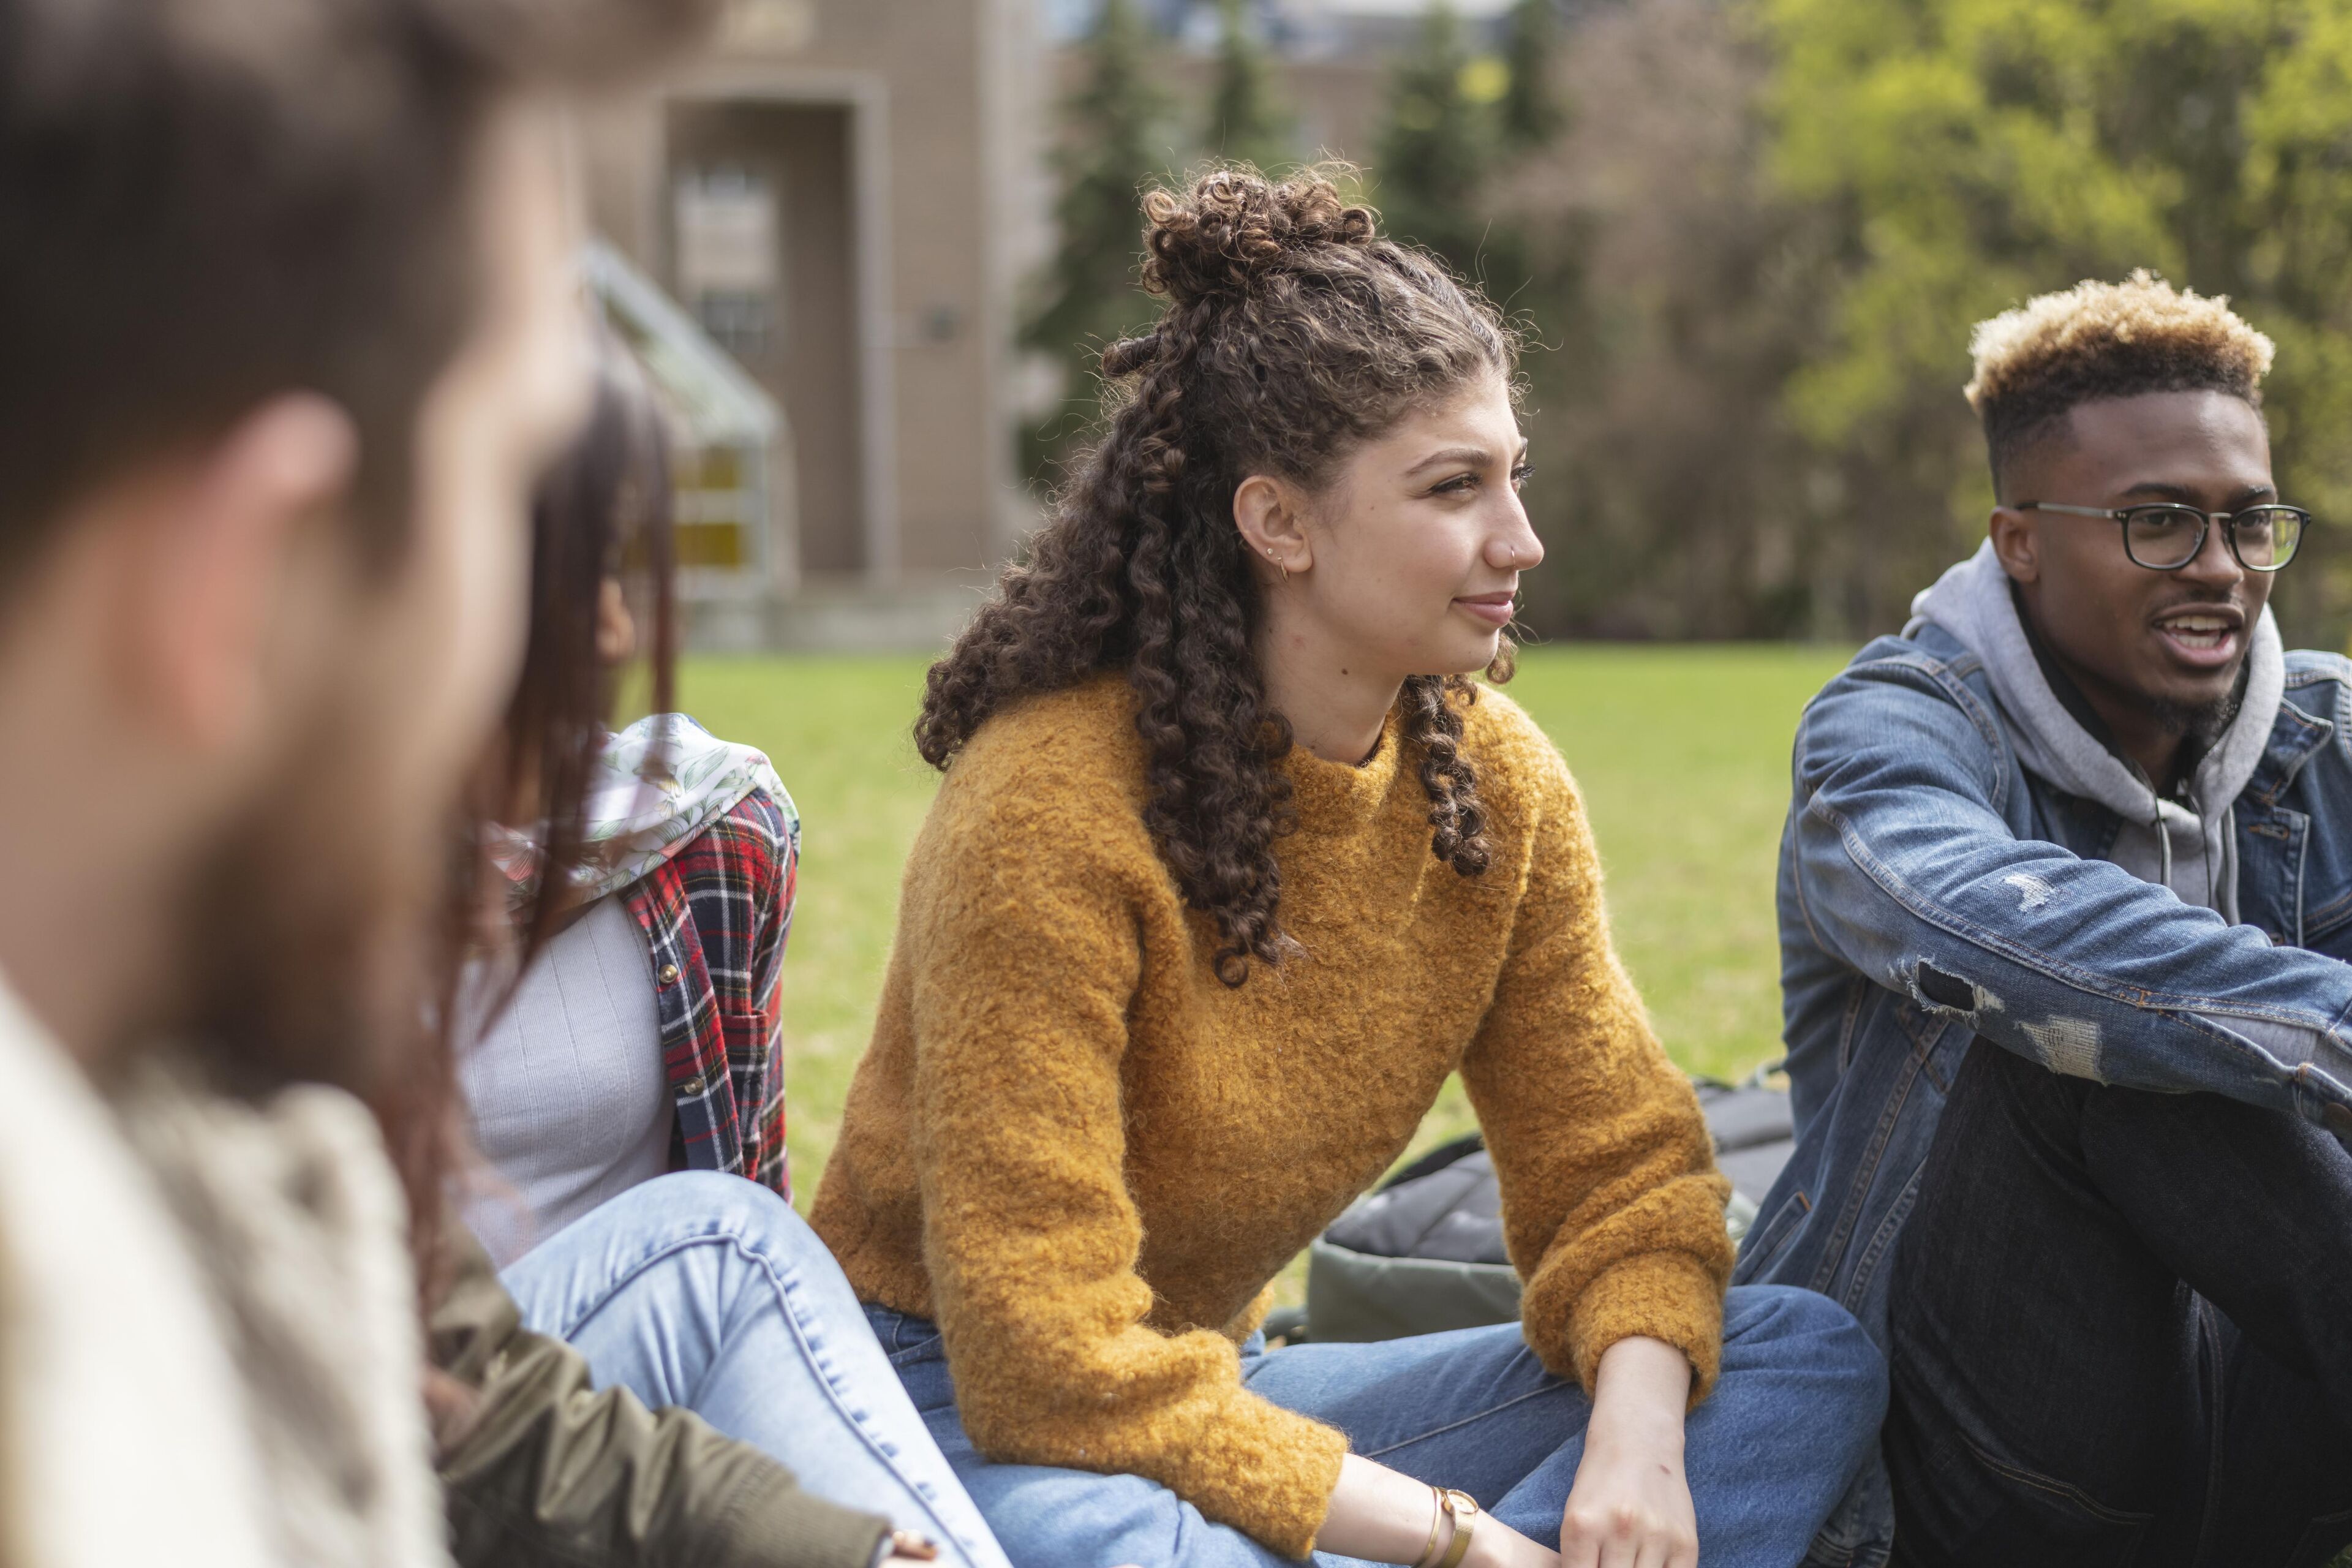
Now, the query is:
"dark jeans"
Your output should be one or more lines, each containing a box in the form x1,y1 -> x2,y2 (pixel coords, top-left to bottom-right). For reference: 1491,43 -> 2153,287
1884,1041 -> 2352,1568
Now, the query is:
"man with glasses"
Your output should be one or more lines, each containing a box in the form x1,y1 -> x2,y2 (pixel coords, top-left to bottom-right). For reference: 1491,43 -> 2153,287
1738,273 -> 2352,1567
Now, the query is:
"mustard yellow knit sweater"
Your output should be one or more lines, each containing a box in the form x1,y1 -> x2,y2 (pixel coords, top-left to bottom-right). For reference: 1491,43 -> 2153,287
810,676 -> 1732,1559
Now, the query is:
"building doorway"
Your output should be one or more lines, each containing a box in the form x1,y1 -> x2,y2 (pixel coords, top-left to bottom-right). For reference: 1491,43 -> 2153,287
667,100 -> 865,578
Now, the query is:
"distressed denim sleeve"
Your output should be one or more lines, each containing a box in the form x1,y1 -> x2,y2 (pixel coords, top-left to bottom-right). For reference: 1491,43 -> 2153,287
1789,649 -> 2352,1128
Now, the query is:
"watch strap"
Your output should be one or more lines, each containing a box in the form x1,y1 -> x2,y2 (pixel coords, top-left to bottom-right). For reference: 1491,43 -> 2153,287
1433,1489 -> 1478,1568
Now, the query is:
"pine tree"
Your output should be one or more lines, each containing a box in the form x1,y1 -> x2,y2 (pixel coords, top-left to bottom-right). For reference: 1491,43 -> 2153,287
1205,0 -> 1294,175
1020,0 -> 1177,482
1371,4 -> 1493,276
1497,0 -> 1563,151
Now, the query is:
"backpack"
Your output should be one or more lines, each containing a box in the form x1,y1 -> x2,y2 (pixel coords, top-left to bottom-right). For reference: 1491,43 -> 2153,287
1270,1073 -> 1793,1344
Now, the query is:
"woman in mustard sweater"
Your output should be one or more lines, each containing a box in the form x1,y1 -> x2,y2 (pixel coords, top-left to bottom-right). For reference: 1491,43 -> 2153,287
810,169 -> 1883,1568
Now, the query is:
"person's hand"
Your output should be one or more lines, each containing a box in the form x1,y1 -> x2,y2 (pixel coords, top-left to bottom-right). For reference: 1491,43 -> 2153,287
1558,1337 -> 1697,1568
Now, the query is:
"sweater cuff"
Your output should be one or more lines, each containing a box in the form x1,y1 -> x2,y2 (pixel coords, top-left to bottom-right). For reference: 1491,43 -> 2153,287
1194,1403 -> 1351,1559
707,1468 -> 893,1568
1556,1251 -> 1726,1408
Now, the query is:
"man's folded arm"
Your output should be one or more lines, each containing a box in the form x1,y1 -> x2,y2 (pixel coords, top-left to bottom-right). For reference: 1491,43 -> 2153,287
1790,652 -> 2352,1120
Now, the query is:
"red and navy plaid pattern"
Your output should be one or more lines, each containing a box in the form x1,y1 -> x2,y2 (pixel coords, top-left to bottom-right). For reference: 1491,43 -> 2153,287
622,785 -> 797,1200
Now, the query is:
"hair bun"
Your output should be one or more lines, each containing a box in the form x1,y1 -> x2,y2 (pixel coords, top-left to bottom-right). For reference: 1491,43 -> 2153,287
1139,165 -> 1377,308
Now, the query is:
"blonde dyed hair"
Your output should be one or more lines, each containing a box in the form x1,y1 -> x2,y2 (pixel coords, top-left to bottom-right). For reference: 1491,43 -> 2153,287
1964,270 -> 2275,494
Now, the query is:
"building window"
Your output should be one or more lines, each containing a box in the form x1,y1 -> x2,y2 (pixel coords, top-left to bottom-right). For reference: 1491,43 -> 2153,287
673,167 -> 780,360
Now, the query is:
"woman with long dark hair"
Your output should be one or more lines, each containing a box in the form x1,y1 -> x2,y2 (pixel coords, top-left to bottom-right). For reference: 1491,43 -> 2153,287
808,168 -> 1885,1568
459,344 -> 800,1263
419,345 -> 1019,1568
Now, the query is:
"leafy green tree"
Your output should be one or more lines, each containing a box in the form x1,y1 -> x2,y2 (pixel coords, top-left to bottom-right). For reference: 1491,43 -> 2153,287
1373,4 -> 1496,275
1498,0 -> 1564,151
1205,0 -> 1294,173
1020,0 -> 1178,483
1764,0 -> 2352,638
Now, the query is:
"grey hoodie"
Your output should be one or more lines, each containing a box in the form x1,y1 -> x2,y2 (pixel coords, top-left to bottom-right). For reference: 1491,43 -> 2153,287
1907,540 -> 2283,922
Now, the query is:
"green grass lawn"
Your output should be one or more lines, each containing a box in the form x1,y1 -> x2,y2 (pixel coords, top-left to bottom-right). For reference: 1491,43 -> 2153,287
689,644 -> 2351,1553
677,643 -> 1855,1209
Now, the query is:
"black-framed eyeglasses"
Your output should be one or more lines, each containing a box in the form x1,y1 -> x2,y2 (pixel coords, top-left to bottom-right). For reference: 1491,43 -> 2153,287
2015,500 -> 2312,572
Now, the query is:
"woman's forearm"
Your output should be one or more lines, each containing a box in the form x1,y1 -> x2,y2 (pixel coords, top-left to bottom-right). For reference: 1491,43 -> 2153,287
1558,1336 -> 1697,1568
1317,1455 -> 1448,1564
1587,1335 -> 1692,1440
1318,1455 -> 1561,1568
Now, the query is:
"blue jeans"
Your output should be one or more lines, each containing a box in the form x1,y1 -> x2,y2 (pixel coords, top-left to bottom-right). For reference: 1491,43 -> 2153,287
869,1284 -> 1886,1568
499,1172 -> 1014,1568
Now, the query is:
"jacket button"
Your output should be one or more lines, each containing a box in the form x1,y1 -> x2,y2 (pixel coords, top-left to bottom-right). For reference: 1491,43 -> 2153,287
657,963 -> 680,986
678,1075 -> 707,1096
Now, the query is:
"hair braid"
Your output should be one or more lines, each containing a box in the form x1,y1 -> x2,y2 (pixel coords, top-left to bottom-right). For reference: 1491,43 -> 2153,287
916,164 -> 1517,982
1404,674 -> 1490,875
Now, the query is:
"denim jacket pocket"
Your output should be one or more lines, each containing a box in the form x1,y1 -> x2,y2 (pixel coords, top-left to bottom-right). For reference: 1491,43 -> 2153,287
2304,883 -> 2352,956
1894,1001 -> 1960,1095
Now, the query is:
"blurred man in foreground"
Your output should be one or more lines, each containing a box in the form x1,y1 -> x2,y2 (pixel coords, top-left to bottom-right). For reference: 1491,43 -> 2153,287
1741,273 -> 2352,1567
0,4 -> 914,1566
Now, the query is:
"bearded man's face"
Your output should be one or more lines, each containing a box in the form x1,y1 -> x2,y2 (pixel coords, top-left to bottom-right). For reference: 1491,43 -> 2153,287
168,108 -> 589,1097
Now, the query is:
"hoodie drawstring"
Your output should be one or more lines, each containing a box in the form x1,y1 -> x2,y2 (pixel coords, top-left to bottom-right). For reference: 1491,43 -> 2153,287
2155,802 -> 2173,894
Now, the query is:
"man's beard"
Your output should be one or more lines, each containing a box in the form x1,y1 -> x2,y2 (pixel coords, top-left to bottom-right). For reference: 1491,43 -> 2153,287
2142,662 -> 2251,750
167,711 -> 464,1107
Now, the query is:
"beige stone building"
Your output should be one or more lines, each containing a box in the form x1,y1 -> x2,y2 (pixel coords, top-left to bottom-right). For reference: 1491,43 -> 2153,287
575,0 -> 1051,649
567,0 -> 1508,649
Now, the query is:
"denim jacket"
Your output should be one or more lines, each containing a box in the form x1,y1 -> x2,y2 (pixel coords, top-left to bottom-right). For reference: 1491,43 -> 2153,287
1737,623 -> 2352,1327
1735,625 -> 2352,1564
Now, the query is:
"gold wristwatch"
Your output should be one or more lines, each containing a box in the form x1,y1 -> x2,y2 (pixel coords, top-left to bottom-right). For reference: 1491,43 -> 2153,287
1414,1487 -> 1480,1568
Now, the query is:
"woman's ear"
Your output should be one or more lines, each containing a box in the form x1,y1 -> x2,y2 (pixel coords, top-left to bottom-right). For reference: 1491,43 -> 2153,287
1232,473 -> 1313,580
594,576 -> 638,665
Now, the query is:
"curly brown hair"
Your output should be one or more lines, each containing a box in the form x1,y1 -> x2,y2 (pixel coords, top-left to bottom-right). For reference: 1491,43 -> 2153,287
919,165 -> 1518,986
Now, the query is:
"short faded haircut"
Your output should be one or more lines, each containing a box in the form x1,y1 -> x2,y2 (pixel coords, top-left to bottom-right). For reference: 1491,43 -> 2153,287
1963,270 -> 2275,499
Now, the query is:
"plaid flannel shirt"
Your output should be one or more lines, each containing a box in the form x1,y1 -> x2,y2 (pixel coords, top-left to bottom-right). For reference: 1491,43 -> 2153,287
620,783 -> 798,1200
